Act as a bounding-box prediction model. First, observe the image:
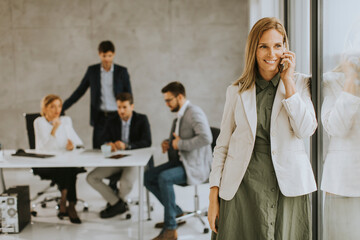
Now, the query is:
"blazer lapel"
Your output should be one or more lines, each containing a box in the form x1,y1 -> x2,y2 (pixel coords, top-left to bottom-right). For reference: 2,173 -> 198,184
94,65 -> 101,105
241,86 -> 257,140
113,65 -> 119,95
129,111 -> 136,142
117,115 -> 123,141
271,79 -> 286,125
178,106 -> 189,137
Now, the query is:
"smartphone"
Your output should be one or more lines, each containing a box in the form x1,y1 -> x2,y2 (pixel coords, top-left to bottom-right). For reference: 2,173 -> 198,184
278,63 -> 285,73
278,47 -> 287,73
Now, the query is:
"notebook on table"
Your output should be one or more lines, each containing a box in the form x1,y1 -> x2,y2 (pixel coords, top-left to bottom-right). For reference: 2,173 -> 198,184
12,149 -> 54,158
107,154 -> 129,159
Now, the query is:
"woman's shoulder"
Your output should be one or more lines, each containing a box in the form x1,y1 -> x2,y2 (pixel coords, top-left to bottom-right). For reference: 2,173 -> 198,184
292,72 -> 312,90
226,84 -> 240,95
293,72 -> 311,82
60,116 -> 73,125
60,116 -> 71,121
322,72 -> 344,87
34,116 -> 46,124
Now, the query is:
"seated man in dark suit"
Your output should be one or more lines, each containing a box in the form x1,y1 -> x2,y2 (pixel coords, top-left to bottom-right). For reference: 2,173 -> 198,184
86,93 -> 151,218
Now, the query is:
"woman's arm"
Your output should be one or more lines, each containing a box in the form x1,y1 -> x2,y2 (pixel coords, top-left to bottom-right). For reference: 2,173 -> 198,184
207,86 -> 237,233
64,117 -> 83,147
278,51 -> 317,138
209,85 -> 237,188
208,186 -> 220,233
281,75 -> 318,138
50,118 -> 61,136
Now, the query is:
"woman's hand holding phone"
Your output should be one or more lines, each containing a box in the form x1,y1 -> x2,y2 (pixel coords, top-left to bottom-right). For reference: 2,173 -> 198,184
279,49 -> 296,81
279,49 -> 297,98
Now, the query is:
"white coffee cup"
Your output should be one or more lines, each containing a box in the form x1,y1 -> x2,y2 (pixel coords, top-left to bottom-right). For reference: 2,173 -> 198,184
100,144 -> 112,157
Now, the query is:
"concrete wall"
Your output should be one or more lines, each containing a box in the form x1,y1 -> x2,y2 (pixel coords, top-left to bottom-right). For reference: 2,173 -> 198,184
0,0 -> 249,163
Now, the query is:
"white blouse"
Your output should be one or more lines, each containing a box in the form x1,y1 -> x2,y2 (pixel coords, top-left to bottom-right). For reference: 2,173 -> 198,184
34,116 -> 83,151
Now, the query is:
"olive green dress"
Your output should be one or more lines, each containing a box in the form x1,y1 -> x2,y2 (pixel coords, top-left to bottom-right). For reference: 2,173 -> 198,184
211,73 -> 311,240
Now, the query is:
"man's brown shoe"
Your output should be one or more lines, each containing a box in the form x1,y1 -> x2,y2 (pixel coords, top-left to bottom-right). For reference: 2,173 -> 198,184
154,213 -> 186,228
152,229 -> 178,240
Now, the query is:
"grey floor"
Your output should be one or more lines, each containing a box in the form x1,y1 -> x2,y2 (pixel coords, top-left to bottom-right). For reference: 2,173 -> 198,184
1,168 -> 211,240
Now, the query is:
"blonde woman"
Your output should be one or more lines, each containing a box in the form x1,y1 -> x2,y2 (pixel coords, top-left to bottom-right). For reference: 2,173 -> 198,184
34,94 -> 83,224
208,17 -> 317,239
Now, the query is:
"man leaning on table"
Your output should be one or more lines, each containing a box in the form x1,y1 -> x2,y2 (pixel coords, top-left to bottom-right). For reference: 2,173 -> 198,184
62,40 -> 132,149
86,92 -> 151,218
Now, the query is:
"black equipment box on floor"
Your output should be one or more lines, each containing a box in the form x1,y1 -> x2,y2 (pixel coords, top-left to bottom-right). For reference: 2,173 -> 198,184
0,185 -> 31,233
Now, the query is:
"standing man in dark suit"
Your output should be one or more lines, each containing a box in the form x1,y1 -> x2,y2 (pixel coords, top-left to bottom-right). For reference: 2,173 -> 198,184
62,40 -> 132,149
87,93 -> 151,218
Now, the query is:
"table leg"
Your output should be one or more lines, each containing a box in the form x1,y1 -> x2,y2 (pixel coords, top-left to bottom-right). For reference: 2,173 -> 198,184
138,166 -> 144,240
0,168 -> 6,193
146,189 -> 151,220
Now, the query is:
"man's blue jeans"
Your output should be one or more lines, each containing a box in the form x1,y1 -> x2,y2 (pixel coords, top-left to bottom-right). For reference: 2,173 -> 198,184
144,161 -> 187,230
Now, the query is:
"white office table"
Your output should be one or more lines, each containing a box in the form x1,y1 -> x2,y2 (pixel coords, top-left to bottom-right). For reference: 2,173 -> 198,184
0,147 -> 153,240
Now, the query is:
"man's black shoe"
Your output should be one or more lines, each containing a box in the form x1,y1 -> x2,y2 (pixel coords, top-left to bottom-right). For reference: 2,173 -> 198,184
100,199 -> 128,219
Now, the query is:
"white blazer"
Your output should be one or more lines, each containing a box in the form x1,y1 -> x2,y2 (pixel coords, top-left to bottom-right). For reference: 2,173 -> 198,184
321,72 -> 360,197
209,73 -> 318,200
34,116 -> 83,151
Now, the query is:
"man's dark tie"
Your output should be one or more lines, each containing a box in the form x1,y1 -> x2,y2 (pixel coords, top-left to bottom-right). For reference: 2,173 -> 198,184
169,118 -> 177,141
168,118 -> 180,163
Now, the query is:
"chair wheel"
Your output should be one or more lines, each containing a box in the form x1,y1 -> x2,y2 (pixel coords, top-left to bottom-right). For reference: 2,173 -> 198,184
41,203 -> 47,208
126,213 -> 131,219
203,228 -> 209,234
31,211 -> 37,217
83,207 -> 89,212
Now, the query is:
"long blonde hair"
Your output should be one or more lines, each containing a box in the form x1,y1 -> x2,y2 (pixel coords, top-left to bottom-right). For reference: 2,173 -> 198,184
40,94 -> 62,116
234,17 -> 289,93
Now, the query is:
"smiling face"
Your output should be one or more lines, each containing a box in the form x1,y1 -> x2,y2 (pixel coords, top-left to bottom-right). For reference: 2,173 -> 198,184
256,29 -> 285,80
43,99 -> 62,122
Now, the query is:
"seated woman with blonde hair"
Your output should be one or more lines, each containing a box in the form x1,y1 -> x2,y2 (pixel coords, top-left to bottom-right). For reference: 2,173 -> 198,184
33,94 -> 83,224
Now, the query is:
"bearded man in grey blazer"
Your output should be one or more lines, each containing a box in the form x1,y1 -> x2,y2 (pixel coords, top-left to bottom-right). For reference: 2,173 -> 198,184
145,82 -> 212,240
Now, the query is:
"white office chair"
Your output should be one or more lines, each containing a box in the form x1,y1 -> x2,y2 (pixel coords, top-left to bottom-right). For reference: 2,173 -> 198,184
174,127 -> 220,234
